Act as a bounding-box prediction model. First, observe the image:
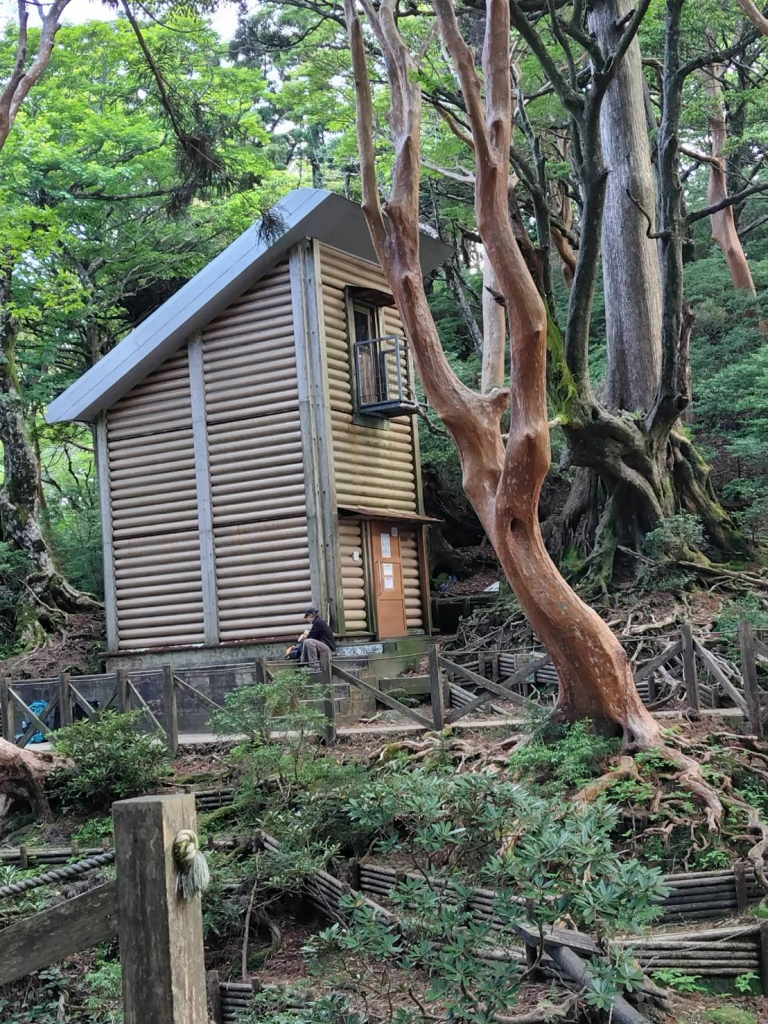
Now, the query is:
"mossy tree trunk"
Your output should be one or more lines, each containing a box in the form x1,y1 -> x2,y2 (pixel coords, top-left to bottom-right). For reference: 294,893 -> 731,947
544,1 -> 750,572
0,261 -> 100,645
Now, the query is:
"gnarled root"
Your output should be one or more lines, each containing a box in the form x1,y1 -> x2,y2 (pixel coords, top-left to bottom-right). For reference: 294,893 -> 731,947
574,756 -> 641,804
575,745 -> 723,832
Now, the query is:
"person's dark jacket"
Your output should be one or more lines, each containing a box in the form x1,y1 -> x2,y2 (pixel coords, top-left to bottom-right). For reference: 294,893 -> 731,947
307,616 -> 336,652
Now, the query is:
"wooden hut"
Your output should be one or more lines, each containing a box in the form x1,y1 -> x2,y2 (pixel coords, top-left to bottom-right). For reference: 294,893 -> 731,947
47,189 -> 451,660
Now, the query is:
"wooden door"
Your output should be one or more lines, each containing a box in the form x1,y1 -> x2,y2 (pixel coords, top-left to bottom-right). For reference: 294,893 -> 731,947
370,522 -> 407,638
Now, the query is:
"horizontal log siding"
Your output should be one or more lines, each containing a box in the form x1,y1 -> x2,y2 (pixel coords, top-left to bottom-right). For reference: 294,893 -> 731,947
400,528 -> 423,631
339,518 -> 367,632
202,264 -> 312,641
106,348 -> 205,649
318,244 -> 418,514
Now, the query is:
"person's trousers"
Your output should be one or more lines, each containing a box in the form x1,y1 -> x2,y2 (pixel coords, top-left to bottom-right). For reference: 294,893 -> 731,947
301,637 -> 332,667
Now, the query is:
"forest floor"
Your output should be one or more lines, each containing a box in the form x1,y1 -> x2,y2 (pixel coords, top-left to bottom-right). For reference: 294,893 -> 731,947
4,710 -> 768,1023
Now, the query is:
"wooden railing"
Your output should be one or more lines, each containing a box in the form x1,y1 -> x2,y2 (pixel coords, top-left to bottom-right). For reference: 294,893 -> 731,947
2,621 -> 765,750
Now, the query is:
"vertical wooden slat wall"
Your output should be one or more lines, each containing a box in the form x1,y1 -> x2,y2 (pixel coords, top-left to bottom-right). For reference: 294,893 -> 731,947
106,349 -> 205,649
318,244 -> 418,513
338,519 -> 367,632
201,263 -> 312,641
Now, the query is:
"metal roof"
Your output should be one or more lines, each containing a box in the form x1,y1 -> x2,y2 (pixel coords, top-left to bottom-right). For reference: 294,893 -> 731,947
46,188 -> 452,423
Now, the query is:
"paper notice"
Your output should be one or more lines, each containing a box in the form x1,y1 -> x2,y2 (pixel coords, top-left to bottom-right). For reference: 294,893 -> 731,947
380,533 -> 392,557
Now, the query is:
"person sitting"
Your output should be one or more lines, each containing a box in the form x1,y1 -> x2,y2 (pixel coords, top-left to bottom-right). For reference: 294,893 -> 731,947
299,607 -> 336,668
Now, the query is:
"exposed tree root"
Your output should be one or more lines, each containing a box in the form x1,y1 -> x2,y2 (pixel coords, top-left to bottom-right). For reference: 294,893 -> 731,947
575,743 -> 724,831
0,739 -> 68,822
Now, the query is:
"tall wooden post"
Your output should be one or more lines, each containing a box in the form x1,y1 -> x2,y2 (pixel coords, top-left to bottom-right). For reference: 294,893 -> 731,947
681,625 -> 700,717
739,620 -> 764,738
255,657 -> 268,686
1,677 -> 14,741
163,666 -> 178,757
58,673 -> 73,728
429,645 -> 446,730
116,669 -> 132,714
113,794 -> 207,1024
207,970 -> 223,1024
319,649 -> 337,745
760,920 -> 768,998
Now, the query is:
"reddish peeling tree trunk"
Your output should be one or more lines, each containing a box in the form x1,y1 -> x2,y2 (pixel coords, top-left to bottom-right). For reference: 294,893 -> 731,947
344,0 -> 660,745
0,0 -> 72,153
705,64 -> 767,329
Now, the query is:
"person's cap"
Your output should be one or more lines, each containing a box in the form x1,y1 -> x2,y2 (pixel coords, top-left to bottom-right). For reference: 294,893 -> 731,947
303,607 -> 319,617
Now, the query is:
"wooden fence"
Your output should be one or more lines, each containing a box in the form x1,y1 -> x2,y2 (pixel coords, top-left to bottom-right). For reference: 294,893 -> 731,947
2,621 -> 765,751
0,793 -> 207,1024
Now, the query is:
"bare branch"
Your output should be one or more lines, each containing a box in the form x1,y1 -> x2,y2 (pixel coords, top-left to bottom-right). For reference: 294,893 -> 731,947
0,0 -> 72,152
687,181 -> 768,223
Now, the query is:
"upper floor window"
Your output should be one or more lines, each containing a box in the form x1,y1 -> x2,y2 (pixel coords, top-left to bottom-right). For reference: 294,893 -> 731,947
349,299 -> 418,419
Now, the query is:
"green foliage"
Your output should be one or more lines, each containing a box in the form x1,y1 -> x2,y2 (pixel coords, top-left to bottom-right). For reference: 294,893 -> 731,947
642,512 -> 705,561
703,1008 -> 760,1024
319,769 -> 669,1017
0,541 -> 34,655
50,710 -> 171,810
651,968 -> 707,993
83,954 -> 123,1022
714,595 -> 768,657
507,717 -> 621,795
71,816 -> 114,846
734,971 -> 760,995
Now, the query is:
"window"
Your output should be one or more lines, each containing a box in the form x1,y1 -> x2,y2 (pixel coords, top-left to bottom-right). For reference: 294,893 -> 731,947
347,293 -> 418,419
352,303 -> 385,408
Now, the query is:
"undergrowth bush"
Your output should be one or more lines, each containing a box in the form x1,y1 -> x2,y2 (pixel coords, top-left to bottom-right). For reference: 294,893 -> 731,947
507,714 -> 621,795
50,710 -> 171,811
210,670 -> 368,856
296,769 -> 668,1019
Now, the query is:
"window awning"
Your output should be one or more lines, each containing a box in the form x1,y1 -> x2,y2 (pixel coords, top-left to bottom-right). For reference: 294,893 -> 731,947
338,505 -> 440,524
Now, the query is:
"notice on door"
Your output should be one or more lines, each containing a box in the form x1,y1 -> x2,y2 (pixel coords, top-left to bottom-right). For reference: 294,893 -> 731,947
380,532 -> 392,558
382,562 -> 395,589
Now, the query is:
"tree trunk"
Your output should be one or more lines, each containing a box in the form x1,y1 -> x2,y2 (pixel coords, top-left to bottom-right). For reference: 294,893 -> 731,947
345,0 -> 662,745
591,0 -> 663,412
0,264 -> 100,644
0,739 -> 64,822
704,64 -> 767,328
481,254 -> 506,391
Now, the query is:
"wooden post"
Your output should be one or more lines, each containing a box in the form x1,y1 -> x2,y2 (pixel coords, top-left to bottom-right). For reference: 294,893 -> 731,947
255,657 -> 268,686
760,920 -> 768,998
58,673 -> 73,728
681,625 -> 700,717
1,677 -> 14,741
739,620 -> 764,738
319,649 -> 336,745
207,970 -> 223,1024
163,666 -> 178,758
116,669 -> 131,714
429,646 -> 446,730
113,794 -> 207,1024
734,861 -> 749,913
491,652 -> 500,682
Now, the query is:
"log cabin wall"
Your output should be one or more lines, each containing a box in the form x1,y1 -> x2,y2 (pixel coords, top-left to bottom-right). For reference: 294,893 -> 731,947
317,243 -> 419,514
104,263 -> 314,651
105,349 -> 205,650
316,242 -> 427,635
200,262 -> 313,642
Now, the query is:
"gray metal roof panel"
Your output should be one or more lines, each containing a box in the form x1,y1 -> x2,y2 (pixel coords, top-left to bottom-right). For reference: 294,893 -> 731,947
46,189 -> 452,423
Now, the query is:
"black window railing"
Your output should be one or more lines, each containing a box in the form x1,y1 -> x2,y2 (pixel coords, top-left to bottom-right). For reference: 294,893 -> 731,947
353,335 -> 418,417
